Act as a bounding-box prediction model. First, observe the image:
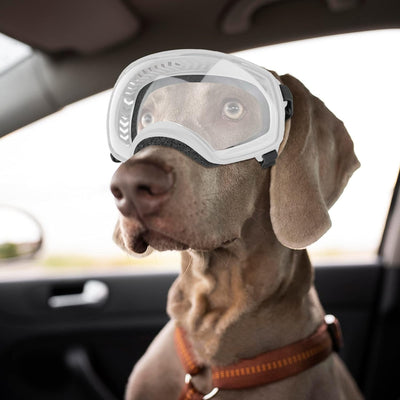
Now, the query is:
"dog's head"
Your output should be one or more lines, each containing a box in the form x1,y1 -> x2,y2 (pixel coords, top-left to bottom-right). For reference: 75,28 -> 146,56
111,73 -> 360,257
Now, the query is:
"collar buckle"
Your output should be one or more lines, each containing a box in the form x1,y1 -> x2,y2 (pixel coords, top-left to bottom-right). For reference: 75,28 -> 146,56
324,314 -> 344,352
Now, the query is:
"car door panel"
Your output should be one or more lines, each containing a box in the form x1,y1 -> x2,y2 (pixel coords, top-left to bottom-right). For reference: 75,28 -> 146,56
0,274 -> 175,400
0,264 -> 382,399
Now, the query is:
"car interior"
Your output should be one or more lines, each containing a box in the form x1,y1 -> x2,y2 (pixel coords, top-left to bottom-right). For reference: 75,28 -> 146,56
0,0 -> 399,399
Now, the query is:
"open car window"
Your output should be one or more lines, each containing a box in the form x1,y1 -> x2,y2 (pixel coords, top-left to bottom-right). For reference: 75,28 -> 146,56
0,29 -> 399,279
235,29 -> 400,264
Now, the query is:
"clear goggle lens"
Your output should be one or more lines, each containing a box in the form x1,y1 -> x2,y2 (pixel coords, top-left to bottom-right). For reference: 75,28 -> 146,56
132,75 -> 270,151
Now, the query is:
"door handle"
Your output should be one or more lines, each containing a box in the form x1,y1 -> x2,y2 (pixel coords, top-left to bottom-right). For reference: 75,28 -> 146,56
48,280 -> 109,308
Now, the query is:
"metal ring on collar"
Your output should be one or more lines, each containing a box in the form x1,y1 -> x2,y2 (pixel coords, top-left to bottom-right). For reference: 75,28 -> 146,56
185,373 -> 220,399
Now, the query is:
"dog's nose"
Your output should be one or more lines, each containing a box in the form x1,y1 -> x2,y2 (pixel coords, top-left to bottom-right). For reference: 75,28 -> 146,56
110,161 -> 174,217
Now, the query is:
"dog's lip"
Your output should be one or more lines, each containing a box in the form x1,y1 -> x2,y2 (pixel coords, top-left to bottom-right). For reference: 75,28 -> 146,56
187,236 -> 239,252
121,214 -> 238,253
140,226 -> 238,252
141,229 -> 189,251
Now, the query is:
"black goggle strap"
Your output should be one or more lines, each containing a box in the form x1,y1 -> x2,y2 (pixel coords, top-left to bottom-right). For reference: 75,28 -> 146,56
280,84 -> 294,121
260,84 -> 293,169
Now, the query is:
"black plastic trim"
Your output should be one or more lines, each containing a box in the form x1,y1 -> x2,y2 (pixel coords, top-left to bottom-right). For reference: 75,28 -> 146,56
260,150 -> 277,168
280,84 -> 293,120
110,153 -> 121,163
65,347 -> 119,400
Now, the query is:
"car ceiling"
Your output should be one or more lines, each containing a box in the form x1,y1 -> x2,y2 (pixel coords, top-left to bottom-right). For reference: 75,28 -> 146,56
0,0 -> 399,137
1,0 -> 400,55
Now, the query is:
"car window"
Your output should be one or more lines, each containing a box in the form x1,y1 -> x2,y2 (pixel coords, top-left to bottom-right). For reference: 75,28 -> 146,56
234,29 -> 400,264
0,29 -> 399,279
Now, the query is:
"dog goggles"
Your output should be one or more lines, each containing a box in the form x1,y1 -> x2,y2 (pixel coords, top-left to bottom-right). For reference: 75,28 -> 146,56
107,49 -> 293,168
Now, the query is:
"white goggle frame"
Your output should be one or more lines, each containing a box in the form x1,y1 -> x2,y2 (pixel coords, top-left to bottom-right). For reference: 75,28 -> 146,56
107,49 -> 293,168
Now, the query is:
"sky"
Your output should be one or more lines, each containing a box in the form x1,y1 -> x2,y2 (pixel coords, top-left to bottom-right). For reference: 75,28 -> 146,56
0,30 -> 399,266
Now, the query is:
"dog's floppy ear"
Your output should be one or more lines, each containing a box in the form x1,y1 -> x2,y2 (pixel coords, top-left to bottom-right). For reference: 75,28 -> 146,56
270,74 -> 360,249
113,223 -> 154,258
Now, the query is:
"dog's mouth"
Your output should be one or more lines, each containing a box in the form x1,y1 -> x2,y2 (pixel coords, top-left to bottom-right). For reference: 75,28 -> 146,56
123,225 -> 189,254
121,220 -> 238,254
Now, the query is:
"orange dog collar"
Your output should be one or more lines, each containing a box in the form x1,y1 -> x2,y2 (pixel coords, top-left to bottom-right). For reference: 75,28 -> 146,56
175,315 -> 343,399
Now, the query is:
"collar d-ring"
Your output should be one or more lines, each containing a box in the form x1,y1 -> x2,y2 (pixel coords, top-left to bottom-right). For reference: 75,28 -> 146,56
185,373 -> 219,399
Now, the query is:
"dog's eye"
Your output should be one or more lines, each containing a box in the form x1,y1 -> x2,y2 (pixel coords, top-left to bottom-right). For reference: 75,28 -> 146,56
222,100 -> 245,120
141,112 -> 154,127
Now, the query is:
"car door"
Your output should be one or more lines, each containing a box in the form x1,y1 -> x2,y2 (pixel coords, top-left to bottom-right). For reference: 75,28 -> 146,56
0,273 -> 174,400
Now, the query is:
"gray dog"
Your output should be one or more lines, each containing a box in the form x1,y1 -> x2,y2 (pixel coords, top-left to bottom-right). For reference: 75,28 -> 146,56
110,59 -> 363,399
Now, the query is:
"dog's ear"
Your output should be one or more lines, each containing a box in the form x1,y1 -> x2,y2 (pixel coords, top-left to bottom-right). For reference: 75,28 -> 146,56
113,222 -> 154,258
270,74 -> 360,249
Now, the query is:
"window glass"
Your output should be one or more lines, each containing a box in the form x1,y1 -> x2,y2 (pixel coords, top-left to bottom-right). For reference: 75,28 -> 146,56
0,30 -> 399,279
0,92 -> 180,279
235,29 -> 400,264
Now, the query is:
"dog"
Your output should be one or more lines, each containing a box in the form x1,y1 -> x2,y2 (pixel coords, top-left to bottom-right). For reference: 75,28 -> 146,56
110,71 -> 363,399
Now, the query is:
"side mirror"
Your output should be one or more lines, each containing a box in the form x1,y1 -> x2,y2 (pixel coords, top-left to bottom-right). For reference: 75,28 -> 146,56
0,205 -> 44,261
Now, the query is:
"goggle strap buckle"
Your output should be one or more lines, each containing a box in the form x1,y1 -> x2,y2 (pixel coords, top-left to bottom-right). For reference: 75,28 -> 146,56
260,150 -> 278,169
280,84 -> 294,120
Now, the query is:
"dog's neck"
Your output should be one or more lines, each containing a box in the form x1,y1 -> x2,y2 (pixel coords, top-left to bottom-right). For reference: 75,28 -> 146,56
167,208 -> 325,366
